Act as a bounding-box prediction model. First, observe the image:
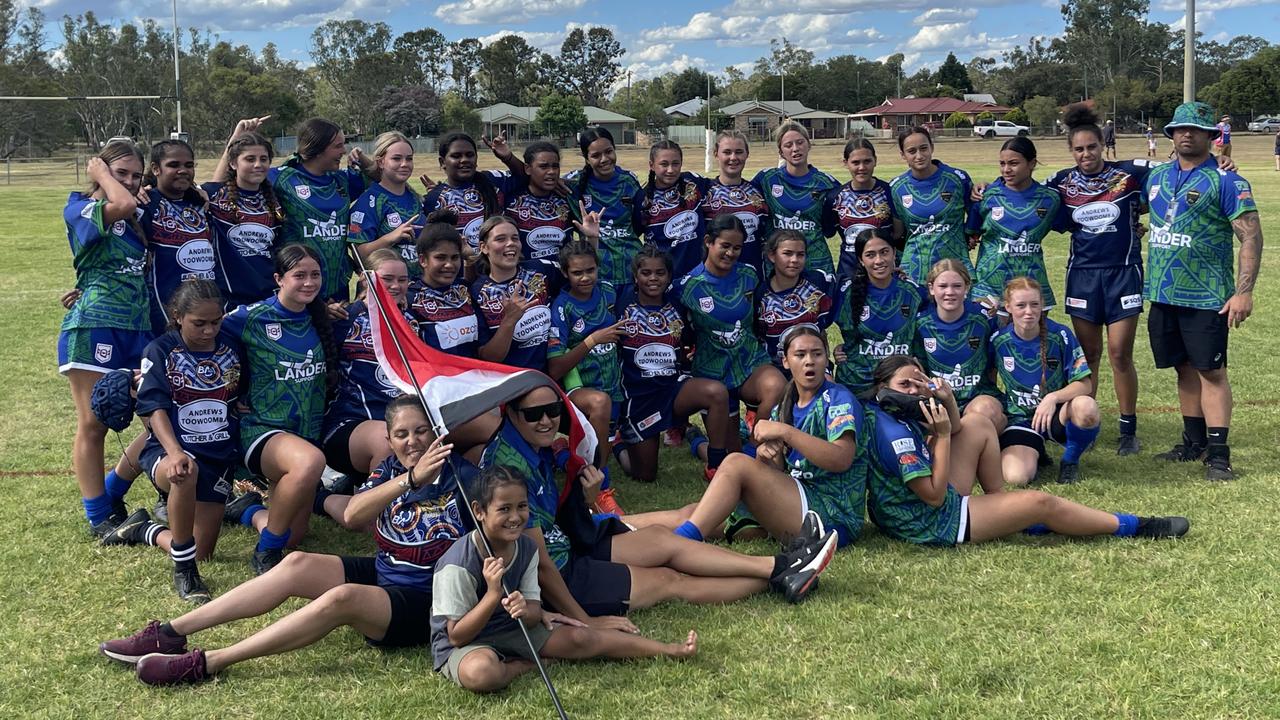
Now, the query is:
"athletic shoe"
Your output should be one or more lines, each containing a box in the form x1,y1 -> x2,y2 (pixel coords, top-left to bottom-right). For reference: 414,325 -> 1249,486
662,427 -> 684,447
90,503 -> 129,540
100,508 -> 153,547
136,649 -> 209,686
1134,516 -> 1191,539
153,498 -> 169,525
1205,454 -> 1235,482
1057,462 -> 1081,485
594,487 -> 625,516
321,466 -> 354,495
251,547 -> 284,576
724,510 -> 765,542
174,565 -> 211,605
771,529 -> 838,603
223,491 -> 264,525
702,466 -> 717,483
1154,442 -> 1205,462
99,620 -> 187,665
786,510 -> 826,552
1116,434 -> 1140,456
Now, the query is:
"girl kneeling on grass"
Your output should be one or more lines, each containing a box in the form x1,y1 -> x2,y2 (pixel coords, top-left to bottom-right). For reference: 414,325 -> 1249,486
98,397 -> 463,684
432,465 -> 697,692
863,354 -> 1189,546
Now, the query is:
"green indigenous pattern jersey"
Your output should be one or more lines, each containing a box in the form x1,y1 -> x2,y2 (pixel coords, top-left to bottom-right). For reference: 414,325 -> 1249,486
549,282 -> 622,401
675,262 -> 770,389
349,183 -> 422,279
988,319 -> 1090,428
751,166 -> 839,275
835,276 -> 927,394
864,404 -> 961,546
1144,156 -> 1257,310
776,380 -> 866,545
966,178 -> 1061,305
566,168 -> 643,291
891,162 -> 975,284
269,160 -> 367,301
911,301 -> 998,407
220,296 -> 327,444
61,193 -> 150,332
482,421 -> 572,568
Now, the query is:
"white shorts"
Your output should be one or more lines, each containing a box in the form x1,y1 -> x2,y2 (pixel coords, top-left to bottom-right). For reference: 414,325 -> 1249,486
956,495 -> 971,545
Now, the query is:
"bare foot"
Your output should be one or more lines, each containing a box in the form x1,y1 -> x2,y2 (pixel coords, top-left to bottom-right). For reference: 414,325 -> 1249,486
667,630 -> 698,658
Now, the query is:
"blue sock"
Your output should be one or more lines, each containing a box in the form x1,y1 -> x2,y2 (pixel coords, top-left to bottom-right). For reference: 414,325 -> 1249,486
1022,523 -> 1051,536
240,503 -> 266,528
82,492 -> 113,525
1061,421 -> 1100,464
104,470 -> 133,503
256,527 -> 291,552
674,521 -> 704,542
600,466 -> 611,491
689,433 -> 708,461
1113,513 -> 1138,537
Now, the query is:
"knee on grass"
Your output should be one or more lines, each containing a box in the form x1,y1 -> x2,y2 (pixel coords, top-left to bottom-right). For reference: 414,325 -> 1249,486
457,650 -> 515,692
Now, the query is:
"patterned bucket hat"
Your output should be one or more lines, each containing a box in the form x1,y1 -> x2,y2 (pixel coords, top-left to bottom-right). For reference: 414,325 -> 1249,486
1164,101 -> 1221,139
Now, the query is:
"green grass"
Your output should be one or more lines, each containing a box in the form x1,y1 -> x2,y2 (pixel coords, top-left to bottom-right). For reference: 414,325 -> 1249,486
3,135 -> 1280,719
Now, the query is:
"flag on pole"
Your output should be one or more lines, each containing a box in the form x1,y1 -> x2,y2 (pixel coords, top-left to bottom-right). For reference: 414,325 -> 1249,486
364,270 -> 598,482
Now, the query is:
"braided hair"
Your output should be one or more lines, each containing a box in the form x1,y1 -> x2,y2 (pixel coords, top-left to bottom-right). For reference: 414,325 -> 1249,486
630,241 -> 673,281
225,132 -> 283,225
575,127 -> 615,201
274,243 -> 340,397
1002,276 -> 1049,391
164,278 -> 224,331
438,133 -> 498,217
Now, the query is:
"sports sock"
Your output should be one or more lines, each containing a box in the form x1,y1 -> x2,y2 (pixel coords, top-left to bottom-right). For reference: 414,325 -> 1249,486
158,622 -> 185,639
706,447 -> 727,470
673,521 -> 703,542
1118,414 -> 1137,437
256,527 -> 290,552
1112,513 -> 1138,537
170,538 -> 196,570
140,523 -> 164,547
83,492 -> 113,525
771,554 -> 787,580
1022,523 -> 1051,536
1183,415 -> 1207,446
240,503 -> 266,528
689,432 -> 708,461
1206,426 -> 1229,448
312,486 -> 333,515
600,466 -> 611,491
1061,421 -> 1100,464
104,469 -> 133,503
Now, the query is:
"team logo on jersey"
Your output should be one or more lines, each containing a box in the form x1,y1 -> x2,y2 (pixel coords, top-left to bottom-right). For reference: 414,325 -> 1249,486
1035,207 -> 1048,219
1186,190 -> 1201,205
387,212 -> 403,226
968,336 -> 982,350
94,343 -> 112,363
573,318 -> 586,333
1003,356 -> 1014,371
1148,185 -> 1160,202
265,323 -> 282,341
294,185 -> 311,200
901,194 -> 913,209
771,185 -> 784,198
900,303 -> 912,318
940,191 -> 953,203
699,296 -> 715,313
860,305 -> 871,322
923,338 -> 937,352
991,206 -> 1005,222
195,359 -> 223,384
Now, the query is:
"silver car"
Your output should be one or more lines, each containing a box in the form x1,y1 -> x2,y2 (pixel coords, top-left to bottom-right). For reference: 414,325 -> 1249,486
1247,117 -> 1280,132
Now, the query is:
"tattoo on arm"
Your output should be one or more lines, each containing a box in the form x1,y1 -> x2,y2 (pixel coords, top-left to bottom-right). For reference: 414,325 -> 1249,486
1232,211 -> 1263,294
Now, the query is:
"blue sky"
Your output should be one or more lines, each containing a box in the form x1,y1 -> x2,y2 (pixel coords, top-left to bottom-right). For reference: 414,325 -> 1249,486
27,0 -> 1280,89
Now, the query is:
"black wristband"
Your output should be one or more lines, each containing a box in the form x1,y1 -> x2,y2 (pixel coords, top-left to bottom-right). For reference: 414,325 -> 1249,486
407,466 -> 420,491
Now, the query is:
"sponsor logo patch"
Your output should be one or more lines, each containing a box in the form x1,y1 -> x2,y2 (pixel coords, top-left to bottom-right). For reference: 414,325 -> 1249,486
898,453 -> 919,466
350,210 -> 366,225
891,438 -> 916,454
1065,297 -> 1087,309
1121,294 -> 1142,310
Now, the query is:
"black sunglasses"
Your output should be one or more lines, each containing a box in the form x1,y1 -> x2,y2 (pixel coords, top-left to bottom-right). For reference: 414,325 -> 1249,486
516,401 -> 563,423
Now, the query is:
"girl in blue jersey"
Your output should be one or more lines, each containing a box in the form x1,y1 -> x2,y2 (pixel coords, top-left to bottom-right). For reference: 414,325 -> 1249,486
98,397 -> 465,683
504,141 -> 577,264
751,122 -> 839,275
676,215 -> 787,447
410,211 -> 481,358
891,126 -> 976,284
221,243 -> 341,575
204,130 -> 283,308
614,245 -> 732,483
834,228 -> 927,395
140,139 -> 218,336
635,140 -> 707,279
863,354 -> 1188,546
101,280 -> 242,605
702,130 -> 770,275
548,241 -> 624,407
966,136 -> 1061,307
350,131 -> 422,277
990,278 -> 1099,486
567,128 -> 643,295
421,133 -> 520,263
755,229 -> 837,374
60,141 -> 151,538
826,138 -> 901,281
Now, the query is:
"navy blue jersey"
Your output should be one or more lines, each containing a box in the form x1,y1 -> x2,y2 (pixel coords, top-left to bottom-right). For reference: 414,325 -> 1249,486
140,193 -> 218,332
135,330 -> 242,464
825,179 -> 896,281
1045,160 -> 1152,270
505,187 -> 575,264
202,181 -> 280,308
911,302 -> 998,406
835,276 -> 928,393
634,173 -> 708,279
471,264 -> 562,369
617,289 -> 690,399
326,301 -> 418,427
755,271 -> 838,371
421,172 -> 518,253
408,280 -> 480,358
700,177 -> 769,275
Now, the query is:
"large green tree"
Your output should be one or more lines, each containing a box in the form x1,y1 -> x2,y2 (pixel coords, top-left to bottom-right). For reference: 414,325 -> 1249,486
554,27 -> 623,106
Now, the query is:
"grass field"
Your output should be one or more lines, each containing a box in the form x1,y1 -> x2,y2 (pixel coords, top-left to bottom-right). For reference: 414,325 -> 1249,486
2,134 -> 1279,719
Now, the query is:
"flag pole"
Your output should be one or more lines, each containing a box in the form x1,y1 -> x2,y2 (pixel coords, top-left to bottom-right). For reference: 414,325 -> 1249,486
355,256 -> 570,720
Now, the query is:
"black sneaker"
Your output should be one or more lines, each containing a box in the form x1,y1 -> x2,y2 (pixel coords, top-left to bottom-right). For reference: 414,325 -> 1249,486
174,565 -> 211,605
771,529 -> 838,603
1057,462 -> 1081,485
788,510 -> 826,552
251,547 -> 284,576
100,508 -> 153,547
321,467 -> 354,495
1205,454 -> 1235,482
224,491 -> 264,525
90,503 -> 130,539
1134,516 -> 1190,539
1154,442 -> 1205,462
1116,434 -> 1140,457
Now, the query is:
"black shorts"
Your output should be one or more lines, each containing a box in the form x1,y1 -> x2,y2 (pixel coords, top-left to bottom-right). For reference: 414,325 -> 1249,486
140,441 -> 235,504
558,534 -> 632,617
1148,302 -> 1228,370
244,430 -> 320,478
999,404 -> 1068,461
1064,266 -> 1144,326
322,418 -> 365,477
341,555 -> 432,648
619,380 -> 688,445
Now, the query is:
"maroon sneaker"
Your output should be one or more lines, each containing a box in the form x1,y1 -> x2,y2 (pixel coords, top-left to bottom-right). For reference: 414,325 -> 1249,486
136,649 -> 209,685
99,620 -> 187,665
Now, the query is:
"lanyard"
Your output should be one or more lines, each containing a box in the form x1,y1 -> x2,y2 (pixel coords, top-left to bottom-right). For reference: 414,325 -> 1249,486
1166,164 -> 1199,224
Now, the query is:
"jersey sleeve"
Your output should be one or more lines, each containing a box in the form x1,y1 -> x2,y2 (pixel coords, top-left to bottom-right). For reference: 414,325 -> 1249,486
218,305 -> 251,349
1059,326 -> 1091,383
64,197 -> 109,254
133,340 -> 174,417
199,181 -> 225,199
1220,172 -> 1257,221
548,296 -> 572,359
357,455 -> 397,494
341,167 -> 368,201
876,419 -> 932,483
348,191 -> 382,244
824,387 -> 860,443
965,193 -> 986,235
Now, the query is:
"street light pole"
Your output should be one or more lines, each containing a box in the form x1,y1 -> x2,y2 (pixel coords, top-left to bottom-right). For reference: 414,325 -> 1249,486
171,0 -> 182,134
1183,0 -> 1196,101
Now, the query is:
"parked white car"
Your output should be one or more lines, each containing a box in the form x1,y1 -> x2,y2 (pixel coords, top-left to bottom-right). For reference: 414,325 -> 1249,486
974,119 -> 1030,138
1247,117 -> 1280,132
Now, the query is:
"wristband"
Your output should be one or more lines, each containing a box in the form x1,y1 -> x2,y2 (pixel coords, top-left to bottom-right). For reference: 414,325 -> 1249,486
584,336 -> 596,350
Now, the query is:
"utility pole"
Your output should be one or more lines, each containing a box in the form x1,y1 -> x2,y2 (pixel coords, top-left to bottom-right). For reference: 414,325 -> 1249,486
780,67 -> 787,119
1183,0 -> 1196,101
171,0 -> 183,135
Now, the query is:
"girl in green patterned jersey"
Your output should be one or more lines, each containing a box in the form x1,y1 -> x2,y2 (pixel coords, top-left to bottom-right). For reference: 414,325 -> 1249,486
568,128 -> 643,296
750,122 -> 840,275
350,132 -> 422,277
891,127 -> 976,284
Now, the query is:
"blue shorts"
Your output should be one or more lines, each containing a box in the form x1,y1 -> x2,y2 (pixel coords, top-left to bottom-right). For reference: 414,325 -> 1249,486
619,380 -> 687,445
57,327 -> 151,375
1063,266 -> 1144,326
140,439 -> 236,503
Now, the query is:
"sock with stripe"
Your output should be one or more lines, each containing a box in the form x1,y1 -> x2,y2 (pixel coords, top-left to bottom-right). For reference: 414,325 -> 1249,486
1118,414 -> 1137,437
170,538 -> 197,570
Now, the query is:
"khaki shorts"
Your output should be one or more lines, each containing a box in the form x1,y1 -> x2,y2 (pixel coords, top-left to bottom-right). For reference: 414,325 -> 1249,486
441,624 -> 553,686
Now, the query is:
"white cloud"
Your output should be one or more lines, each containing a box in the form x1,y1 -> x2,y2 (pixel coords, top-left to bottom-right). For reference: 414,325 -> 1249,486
913,8 -> 977,25
37,0 -> 403,31
641,11 -> 883,53
1159,0 -> 1277,10
616,53 -> 710,87
904,22 -> 1017,53
846,28 -> 886,42
476,22 -> 613,53
434,0 -> 586,25
1169,10 -> 1212,30
629,43 -> 674,63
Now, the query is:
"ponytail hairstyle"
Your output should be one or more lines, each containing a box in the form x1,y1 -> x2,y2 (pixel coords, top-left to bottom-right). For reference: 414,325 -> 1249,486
165,278 -> 225,331
630,241 -> 674,283
415,208 -> 465,260
149,139 -> 203,204
438,132 -> 497,217
702,213 -> 748,261
558,239 -> 599,279
296,117 -> 342,162
225,131 -> 283,225
369,131 -> 419,200
925,258 -> 972,301
644,139 -> 685,212
896,125 -> 934,152
1000,135 -> 1038,167
869,354 -> 925,394
575,127 -> 615,201
774,325 -> 830,428
88,139 -> 147,240
474,214 -> 519,277
274,243 -> 340,396
713,129 -> 750,155
1063,103 -> 1103,147
1002,276 -> 1049,389
763,228 -> 806,282
842,137 -> 877,161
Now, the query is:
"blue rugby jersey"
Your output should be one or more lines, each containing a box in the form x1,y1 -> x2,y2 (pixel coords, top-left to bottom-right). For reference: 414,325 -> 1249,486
140,192 -> 218,332
634,172 -> 708,279
549,282 -> 622,400
471,263 -> 562,369
700,177 -> 770,275
566,167 -> 643,291
825,179 -> 896,281
269,160 -> 367,301
420,172 -> 518,253
965,178 -> 1061,305
202,181 -> 279,308
864,403 -> 961,546
349,183 -> 422,278
136,329 -> 242,464
1045,160 -> 1151,271
988,319 -> 1091,427
752,166 -> 839,275
891,162 -> 975,284
325,301 -> 419,429
755,270 -> 838,371
835,275 -> 928,393
504,186 -> 575,264
616,289 -> 690,399
408,280 -> 480,358
911,301 -> 998,407
61,193 -> 150,332
675,262 -> 770,389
